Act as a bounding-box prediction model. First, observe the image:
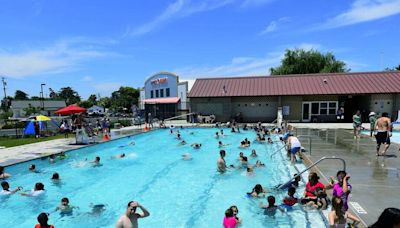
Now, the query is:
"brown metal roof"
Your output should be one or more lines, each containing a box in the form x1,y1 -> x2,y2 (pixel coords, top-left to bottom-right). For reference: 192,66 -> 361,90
188,71 -> 400,97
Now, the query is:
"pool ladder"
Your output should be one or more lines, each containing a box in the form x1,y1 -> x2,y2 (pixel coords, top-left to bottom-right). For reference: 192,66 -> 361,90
277,156 -> 346,189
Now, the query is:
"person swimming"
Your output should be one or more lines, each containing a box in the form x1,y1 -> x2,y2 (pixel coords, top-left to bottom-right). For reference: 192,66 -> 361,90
0,166 -> 11,179
29,164 -> 39,173
48,154 -> 56,163
1,181 -> 22,195
180,140 -> 187,145
55,197 -> 78,215
247,184 -> 266,198
111,153 -> 126,159
191,143 -> 202,149
250,149 -> 258,157
89,156 -> 101,167
260,195 -> 284,216
58,151 -> 67,159
256,160 -> 265,167
51,172 -> 61,183
20,182 -> 45,197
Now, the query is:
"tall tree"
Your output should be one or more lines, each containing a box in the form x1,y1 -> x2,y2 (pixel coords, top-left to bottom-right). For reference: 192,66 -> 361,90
270,49 -> 349,75
88,94 -> 97,106
98,97 -> 112,109
111,87 -> 139,112
14,90 -> 29,100
58,87 -> 81,105
49,88 -> 58,99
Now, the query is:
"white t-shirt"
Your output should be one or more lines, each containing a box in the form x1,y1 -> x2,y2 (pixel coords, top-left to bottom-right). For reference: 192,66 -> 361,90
30,189 -> 45,196
0,190 -> 11,195
290,137 -> 301,148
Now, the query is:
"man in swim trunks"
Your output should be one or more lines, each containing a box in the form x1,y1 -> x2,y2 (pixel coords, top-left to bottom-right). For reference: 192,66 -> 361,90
115,201 -> 150,228
374,112 -> 392,156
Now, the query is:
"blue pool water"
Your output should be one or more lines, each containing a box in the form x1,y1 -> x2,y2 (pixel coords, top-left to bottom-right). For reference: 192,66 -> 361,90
0,128 -> 326,227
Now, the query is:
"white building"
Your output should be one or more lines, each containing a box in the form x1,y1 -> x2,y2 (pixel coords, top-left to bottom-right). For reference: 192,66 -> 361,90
139,72 -> 188,120
87,105 -> 105,115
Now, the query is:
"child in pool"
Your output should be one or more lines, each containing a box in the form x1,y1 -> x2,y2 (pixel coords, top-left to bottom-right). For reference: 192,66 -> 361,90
55,197 -> 78,214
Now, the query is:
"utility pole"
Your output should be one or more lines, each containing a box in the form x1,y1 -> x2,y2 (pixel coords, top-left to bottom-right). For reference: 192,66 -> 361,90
41,83 -> 46,111
2,77 -> 7,112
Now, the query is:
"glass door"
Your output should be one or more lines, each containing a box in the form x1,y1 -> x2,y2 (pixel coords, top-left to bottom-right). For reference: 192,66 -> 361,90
302,102 -> 311,122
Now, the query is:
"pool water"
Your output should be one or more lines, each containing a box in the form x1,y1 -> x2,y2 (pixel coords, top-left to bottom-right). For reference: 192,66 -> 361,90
0,128 -> 326,227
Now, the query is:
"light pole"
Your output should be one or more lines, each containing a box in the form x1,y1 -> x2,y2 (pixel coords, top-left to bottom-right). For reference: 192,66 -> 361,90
1,77 -> 7,112
41,83 -> 46,111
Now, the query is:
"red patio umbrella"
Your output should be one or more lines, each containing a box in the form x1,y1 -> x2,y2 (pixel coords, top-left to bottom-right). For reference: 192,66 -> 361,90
55,104 -> 87,115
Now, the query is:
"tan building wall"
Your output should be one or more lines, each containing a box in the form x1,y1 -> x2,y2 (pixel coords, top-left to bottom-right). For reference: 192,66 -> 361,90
190,97 -> 232,121
281,96 -> 302,121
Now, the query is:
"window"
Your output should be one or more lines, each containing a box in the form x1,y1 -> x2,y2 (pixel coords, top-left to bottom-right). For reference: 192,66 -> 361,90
328,102 -> 337,115
150,90 -> 154,98
155,90 -> 159,98
317,101 -> 337,115
319,102 -> 328,115
160,89 -> 164,97
166,88 -> 170,97
311,103 -> 319,115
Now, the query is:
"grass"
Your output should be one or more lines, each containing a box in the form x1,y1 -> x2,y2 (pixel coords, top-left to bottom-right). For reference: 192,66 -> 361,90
0,134 -> 66,148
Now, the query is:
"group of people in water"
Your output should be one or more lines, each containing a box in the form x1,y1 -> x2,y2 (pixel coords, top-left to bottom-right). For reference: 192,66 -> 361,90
0,139 -> 150,228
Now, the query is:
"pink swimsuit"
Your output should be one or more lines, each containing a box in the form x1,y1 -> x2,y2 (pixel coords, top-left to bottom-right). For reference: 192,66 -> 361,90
223,216 -> 236,228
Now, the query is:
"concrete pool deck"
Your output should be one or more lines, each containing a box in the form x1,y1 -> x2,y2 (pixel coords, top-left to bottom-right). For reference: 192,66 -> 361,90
296,128 -> 400,227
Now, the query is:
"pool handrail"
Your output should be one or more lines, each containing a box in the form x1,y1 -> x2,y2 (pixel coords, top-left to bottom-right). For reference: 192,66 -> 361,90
277,156 -> 346,190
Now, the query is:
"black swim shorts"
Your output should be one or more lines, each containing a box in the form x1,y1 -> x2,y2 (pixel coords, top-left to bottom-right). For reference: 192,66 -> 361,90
375,131 -> 390,145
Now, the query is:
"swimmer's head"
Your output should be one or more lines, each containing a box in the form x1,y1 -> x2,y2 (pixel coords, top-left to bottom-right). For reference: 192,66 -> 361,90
267,195 -> 276,206
95,156 -> 100,162
61,197 -> 69,205
29,164 -> 36,171
121,153 -> 126,158
1,181 -> 9,190
35,182 -> 44,191
220,150 -> 226,157
37,213 -> 49,226
51,172 -> 60,180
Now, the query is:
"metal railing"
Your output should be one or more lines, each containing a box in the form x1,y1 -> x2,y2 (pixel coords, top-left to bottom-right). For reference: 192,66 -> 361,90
296,135 -> 313,155
277,156 -> 346,189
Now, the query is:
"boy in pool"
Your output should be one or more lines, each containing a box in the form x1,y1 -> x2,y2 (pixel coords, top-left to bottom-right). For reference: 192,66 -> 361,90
55,197 -> 78,214
260,195 -> 285,216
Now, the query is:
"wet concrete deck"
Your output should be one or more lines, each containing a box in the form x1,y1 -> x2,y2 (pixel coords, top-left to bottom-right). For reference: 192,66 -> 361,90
297,128 -> 400,227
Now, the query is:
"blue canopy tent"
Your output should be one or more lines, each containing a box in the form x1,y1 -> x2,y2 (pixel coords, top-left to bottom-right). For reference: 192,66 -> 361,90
24,121 -> 45,135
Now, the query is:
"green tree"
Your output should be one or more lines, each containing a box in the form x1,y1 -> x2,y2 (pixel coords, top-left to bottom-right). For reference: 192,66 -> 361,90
270,49 -> 349,75
58,87 -> 81,105
23,103 -> 40,116
88,94 -> 97,106
98,97 -> 112,109
14,90 -> 29,100
1,96 -> 13,111
78,100 -> 92,108
49,88 -> 58,99
110,87 -> 139,112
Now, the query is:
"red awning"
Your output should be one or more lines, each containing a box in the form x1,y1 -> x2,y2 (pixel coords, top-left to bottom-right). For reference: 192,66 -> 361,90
144,97 -> 180,104
55,105 -> 87,115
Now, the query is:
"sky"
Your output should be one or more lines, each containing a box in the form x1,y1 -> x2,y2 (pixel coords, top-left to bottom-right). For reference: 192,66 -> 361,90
0,0 -> 399,99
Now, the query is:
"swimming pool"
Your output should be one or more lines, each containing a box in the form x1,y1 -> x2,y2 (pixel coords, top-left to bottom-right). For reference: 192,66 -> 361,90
0,128 -> 326,227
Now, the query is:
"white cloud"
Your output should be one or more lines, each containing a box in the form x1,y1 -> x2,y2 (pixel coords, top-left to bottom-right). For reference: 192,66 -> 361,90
260,17 -> 290,34
93,82 -> 122,94
174,43 -> 326,81
81,76 -> 93,81
321,0 -> 400,29
241,0 -> 275,8
0,38 -> 116,78
175,53 -> 283,79
128,0 -> 234,36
